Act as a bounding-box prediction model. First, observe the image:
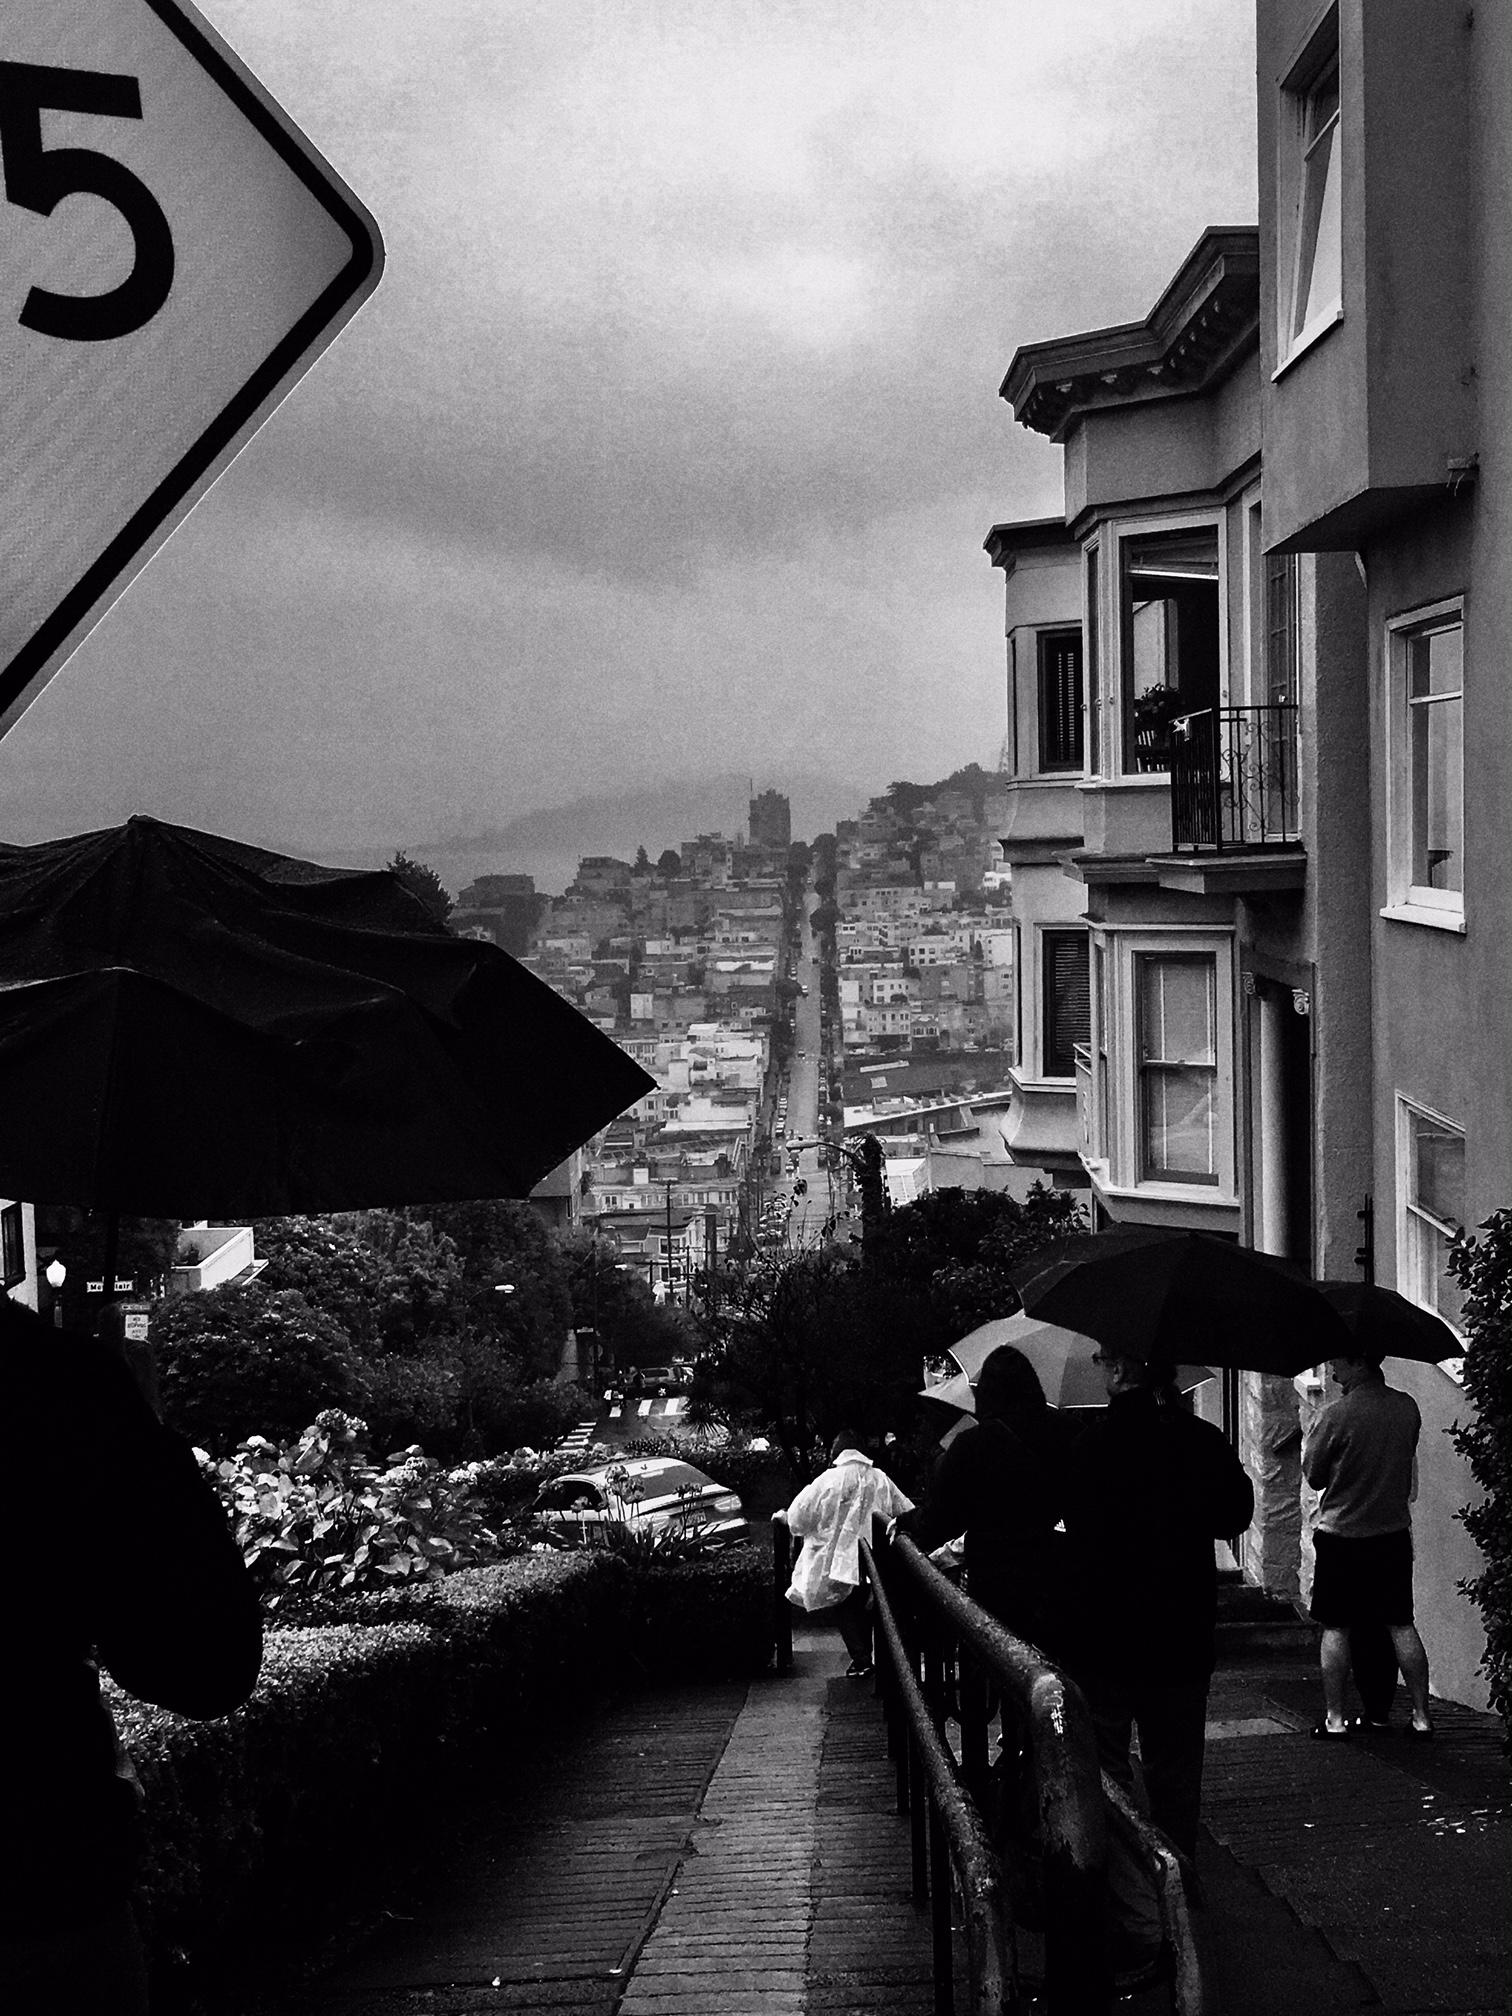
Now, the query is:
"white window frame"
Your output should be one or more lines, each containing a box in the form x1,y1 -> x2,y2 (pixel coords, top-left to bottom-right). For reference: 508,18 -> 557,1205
1098,510 -> 1228,783
1092,928 -> 1237,1200
1276,7 -> 1343,374
1396,1096 -> 1467,1351
1382,596 -> 1465,932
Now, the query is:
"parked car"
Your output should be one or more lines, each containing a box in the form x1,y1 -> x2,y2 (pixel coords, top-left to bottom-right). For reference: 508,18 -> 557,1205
530,1457 -> 748,1549
627,1361 -> 691,1395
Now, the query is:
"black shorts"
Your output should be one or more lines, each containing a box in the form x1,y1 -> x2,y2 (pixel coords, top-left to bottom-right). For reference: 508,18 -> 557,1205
1309,1528 -> 1414,1628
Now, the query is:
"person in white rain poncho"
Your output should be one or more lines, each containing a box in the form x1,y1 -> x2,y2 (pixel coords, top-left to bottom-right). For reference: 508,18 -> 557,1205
784,1433 -> 914,1675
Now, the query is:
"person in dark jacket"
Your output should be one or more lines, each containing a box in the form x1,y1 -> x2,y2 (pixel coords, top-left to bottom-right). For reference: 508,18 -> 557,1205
1063,1346 -> 1253,1984
1064,1348 -> 1253,1852
904,1345 -> 1072,1658
1,1294 -> 263,2015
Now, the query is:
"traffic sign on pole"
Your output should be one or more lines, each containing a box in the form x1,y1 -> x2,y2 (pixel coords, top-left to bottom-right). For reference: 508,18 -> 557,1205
0,1 -> 384,739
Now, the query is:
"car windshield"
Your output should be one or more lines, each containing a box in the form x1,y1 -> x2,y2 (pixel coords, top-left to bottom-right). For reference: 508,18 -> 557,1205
535,1479 -> 604,1512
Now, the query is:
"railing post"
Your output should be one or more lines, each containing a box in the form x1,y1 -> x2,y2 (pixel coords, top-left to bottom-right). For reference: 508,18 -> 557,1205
958,1658 -> 991,1812
929,1801 -> 955,2016
771,1513 -> 793,1674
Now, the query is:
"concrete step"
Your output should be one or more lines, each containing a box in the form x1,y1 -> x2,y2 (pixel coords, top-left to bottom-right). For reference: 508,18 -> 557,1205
1215,1580 -> 1316,1662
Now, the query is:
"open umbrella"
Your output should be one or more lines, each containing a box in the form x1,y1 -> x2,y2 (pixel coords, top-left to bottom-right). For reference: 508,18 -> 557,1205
946,1310 -> 1211,1410
0,817 -> 654,1218
1013,1226 -> 1352,1377
1318,1282 -> 1463,1364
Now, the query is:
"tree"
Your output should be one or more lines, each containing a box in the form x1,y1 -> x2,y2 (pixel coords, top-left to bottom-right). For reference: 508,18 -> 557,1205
421,1197 -> 574,1381
633,844 -> 651,874
1448,1216 -> 1512,1745
697,1247 -> 949,1478
153,1285 -> 363,1450
657,848 -> 683,877
387,849 -> 453,926
866,1182 -> 1085,1335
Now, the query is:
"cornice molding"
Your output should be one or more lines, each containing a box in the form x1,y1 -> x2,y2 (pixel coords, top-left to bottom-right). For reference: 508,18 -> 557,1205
1001,225 -> 1261,443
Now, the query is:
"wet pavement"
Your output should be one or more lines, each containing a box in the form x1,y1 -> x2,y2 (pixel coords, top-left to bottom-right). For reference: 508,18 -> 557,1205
256,1629 -> 1508,2014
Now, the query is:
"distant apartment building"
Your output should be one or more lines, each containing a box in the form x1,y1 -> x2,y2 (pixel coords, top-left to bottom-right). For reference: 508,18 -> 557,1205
748,788 -> 792,850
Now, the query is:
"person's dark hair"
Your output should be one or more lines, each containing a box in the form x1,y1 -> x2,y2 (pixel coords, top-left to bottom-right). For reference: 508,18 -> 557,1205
1137,1356 -> 1179,1395
974,1346 -> 1047,1421
830,1429 -> 864,1460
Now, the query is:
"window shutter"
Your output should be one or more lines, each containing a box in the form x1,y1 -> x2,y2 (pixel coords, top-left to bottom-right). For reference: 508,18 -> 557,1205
1038,629 -> 1084,771
1042,932 -> 1090,1078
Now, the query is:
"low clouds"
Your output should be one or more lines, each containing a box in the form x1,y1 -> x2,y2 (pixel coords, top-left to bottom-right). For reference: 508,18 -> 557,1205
0,1 -> 1256,852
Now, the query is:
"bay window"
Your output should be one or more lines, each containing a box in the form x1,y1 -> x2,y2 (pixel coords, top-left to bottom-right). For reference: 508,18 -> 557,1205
1136,953 -> 1219,1185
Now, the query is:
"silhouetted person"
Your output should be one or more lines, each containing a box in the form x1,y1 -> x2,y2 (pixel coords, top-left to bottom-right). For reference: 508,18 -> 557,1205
1304,1350 -> 1433,1738
1064,1348 -> 1253,1988
1,1296 -> 262,2014
903,1345 -> 1072,1657
784,1432 -> 913,1676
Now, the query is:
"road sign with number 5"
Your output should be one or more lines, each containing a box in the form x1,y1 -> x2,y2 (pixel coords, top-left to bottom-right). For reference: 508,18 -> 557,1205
0,1 -> 383,738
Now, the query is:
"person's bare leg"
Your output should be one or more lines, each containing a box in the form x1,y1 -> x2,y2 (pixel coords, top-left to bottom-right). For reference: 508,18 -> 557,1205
1318,1628 -> 1351,1730
1389,1624 -> 1433,1730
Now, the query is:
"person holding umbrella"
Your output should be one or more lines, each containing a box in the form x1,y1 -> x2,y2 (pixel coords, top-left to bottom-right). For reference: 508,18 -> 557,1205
901,1344 -> 1073,1658
1,1294 -> 262,2015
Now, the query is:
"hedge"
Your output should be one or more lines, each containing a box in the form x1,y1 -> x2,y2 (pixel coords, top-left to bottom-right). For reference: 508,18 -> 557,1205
110,1543 -> 771,1997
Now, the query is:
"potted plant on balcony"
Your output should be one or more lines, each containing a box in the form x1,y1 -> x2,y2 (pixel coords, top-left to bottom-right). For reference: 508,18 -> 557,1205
1132,683 -> 1185,772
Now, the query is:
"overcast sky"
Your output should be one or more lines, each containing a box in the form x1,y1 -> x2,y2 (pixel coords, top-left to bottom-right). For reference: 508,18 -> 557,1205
0,0 -> 1256,857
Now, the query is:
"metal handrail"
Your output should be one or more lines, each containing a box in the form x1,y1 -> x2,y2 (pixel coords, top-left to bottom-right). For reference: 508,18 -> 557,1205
868,1525 -> 1207,2016
872,1528 -> 1109,2013
866,1536 -> 1012,2016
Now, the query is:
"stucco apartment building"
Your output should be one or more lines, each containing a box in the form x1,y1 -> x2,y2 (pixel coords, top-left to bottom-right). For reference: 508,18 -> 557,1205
986,0 -> 1502,1707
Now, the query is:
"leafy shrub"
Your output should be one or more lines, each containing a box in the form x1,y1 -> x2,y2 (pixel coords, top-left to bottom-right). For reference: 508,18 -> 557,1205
204,1411 -> 508,1607
1448,1214 -> 1512,1743
153,1286 -> 363,1450
108,1547 -> 772,2001
109,1553 -> 633,1998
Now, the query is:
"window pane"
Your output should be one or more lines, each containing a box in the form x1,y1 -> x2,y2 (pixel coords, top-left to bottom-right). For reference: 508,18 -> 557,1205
1410,690 -> 1463,892
1411,1116 -> 1465,1230
1409,625 -> 1462,700
1142,1068 -> 1217,1180
1139,957 -> 1215,1066
1295,63 -> 1342,337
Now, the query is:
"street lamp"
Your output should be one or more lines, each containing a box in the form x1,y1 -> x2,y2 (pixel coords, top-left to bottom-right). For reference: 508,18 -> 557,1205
45,1257 -> 66,1328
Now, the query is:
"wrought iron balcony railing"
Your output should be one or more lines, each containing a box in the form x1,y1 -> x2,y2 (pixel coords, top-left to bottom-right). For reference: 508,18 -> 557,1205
1169,703 -> 1300,851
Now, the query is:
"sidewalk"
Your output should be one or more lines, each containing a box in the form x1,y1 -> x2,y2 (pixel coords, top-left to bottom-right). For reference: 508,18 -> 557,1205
281,1624 -> 932,2016
246,1630 -> 1508,2015
1193,1659 -> 1510,2015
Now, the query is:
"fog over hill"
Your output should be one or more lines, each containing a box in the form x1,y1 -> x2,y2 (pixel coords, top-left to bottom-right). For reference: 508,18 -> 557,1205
296,770 -> 868,900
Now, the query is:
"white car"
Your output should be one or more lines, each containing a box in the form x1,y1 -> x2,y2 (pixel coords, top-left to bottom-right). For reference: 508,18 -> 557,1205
531,1458 -> 748,1549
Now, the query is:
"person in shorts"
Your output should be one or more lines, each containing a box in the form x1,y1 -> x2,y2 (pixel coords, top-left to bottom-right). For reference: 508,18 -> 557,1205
1303,1350 -> 1434,1738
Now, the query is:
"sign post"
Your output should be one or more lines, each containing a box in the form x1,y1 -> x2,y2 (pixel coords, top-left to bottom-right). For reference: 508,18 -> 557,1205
0,0 -> 383,737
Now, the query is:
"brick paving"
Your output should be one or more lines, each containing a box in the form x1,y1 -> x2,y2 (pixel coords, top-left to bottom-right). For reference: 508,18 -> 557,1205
258,1630 -> 1507,2016
291,1625 -> 934,2016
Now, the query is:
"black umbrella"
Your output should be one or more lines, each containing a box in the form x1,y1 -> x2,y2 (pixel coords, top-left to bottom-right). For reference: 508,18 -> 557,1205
1013,1225 -> 1352,1377
1318,1282 -> 1463,1363
0,817 -> 653,1218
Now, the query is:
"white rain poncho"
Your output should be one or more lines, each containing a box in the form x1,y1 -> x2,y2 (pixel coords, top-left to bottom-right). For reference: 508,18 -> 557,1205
784,1451 -> 914,1612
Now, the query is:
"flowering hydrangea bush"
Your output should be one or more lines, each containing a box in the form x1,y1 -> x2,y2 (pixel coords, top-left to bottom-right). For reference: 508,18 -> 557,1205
201,1409 -> 511,1606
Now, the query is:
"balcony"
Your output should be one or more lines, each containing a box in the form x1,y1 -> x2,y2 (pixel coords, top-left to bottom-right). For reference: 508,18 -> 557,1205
1154,704 -> 1306,895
